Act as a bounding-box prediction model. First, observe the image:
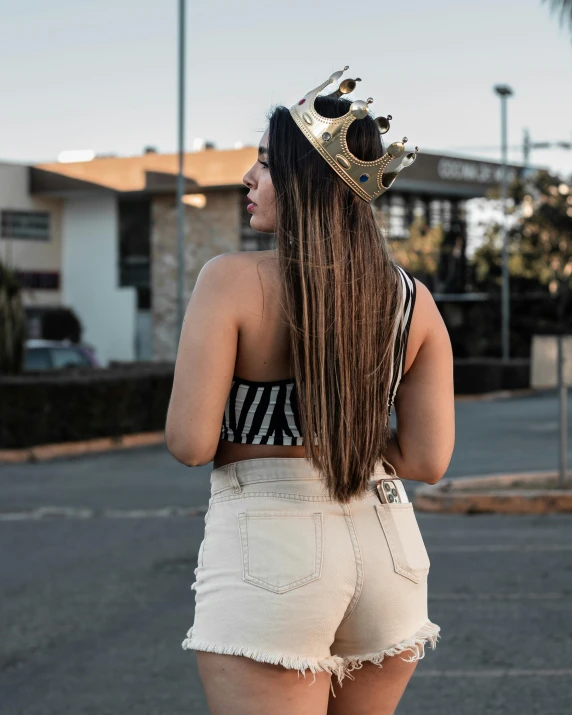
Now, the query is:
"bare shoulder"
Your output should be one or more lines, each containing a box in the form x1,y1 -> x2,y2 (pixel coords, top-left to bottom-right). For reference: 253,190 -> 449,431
192,253 -> 251,319
203,250 -> 277,275
245,249 -> 279,272
230,249 -> 280,291
197,250 -> 280,324
408,276 -> 452,371
400,274 -> 451,373
197,250 -> 271,289
199,250 -> 250,276
408,276 -> 445,340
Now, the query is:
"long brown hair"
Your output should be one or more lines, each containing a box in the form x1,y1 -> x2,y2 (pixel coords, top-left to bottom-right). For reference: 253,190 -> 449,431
267,94 -> 404,503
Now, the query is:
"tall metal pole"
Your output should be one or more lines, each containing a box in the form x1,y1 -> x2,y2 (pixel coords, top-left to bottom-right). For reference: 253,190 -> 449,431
557,335 -> 569,487
500,93 -> 509,362
522,128 -> 531,174
176,0 -> 186,345
494,85 -> 513,363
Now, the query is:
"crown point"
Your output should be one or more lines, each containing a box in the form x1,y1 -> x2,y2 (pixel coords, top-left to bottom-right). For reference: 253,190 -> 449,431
344,65 -> 349,70
415,146 -> 419,152
387,114 -> 392,120
356,78 -> 362,82
375,116 -> 391,134
329,67 -> 347,83
350,100 -> 370,119
387,141 -> 405,158
367,97 -> 374,104
338,79 -> 359,95
402,136 -> 408,143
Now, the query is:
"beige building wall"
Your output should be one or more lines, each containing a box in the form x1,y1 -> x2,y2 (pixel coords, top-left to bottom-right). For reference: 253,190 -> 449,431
151,189 -> 241,360
0,162 -> 63,307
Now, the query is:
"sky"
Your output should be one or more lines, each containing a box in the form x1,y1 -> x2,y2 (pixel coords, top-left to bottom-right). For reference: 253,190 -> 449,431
0,0 -> 571,177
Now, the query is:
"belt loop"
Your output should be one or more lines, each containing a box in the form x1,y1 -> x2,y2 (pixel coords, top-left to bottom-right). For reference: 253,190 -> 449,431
228,462 -> 242,494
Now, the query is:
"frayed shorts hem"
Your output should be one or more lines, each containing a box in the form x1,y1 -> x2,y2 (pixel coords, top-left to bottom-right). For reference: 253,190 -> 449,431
181,619 -> 441,698
182,627 -> 346,697
338,619 -> 441,682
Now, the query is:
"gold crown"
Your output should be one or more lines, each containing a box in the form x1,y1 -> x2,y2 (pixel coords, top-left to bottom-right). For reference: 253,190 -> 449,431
289,65 -> 418,203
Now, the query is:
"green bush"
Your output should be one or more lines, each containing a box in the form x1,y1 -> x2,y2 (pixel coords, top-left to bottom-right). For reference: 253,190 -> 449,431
0,261 -> 27,375
0,364 -> 174,449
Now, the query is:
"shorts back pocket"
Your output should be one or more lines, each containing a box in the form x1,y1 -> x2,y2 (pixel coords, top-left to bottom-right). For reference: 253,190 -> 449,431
375,503 -> 430,584
237,510 -> 324,594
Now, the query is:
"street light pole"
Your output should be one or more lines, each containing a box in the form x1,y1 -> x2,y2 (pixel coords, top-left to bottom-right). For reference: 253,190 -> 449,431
522,128 -> 571,174
494,84 -> 513,363
522,128 -> 531,173
176,0 -> 187,347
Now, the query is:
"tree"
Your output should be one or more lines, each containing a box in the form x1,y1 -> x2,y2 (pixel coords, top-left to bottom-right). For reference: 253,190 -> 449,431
471,169 -> 572,326
0,260 -> 27,374
388,219 -> 445,292
542,0 -> 572,35
514,171 -> 572,325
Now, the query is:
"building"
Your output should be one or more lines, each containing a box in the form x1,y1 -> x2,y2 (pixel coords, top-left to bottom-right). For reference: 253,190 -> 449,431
0,147 -> 521,364
0,161 -> 63,309
0,160 -> 137,364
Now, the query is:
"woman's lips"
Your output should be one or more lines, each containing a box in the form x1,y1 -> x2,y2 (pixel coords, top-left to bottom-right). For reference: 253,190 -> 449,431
247,203 -> 257,212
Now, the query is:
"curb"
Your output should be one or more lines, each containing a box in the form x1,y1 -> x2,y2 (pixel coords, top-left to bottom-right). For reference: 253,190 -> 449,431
453,388 -> 536,402
413,471 -> 572,514
0,432 -> 165,465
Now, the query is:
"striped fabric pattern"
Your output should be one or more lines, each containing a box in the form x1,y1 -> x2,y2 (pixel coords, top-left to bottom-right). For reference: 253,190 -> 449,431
220,264 -> 417,446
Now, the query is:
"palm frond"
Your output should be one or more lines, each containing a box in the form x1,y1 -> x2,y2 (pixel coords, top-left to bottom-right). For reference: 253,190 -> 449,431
542,0 -> 572,32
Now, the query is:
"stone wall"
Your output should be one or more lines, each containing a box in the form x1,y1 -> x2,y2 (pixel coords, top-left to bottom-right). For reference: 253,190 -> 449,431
151,190 -> 241,360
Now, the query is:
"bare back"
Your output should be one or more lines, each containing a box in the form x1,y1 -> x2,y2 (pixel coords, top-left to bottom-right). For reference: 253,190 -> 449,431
212,249 -> 445,472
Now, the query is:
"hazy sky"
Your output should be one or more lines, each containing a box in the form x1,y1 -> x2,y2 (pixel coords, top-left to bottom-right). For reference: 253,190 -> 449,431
1,0 -> 571,175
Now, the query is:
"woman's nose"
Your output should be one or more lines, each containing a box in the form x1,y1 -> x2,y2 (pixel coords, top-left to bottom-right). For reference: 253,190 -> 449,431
243,168 -> 256,189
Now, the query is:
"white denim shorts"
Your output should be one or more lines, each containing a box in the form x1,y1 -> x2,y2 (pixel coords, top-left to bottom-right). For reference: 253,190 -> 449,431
182,456 -> 440,695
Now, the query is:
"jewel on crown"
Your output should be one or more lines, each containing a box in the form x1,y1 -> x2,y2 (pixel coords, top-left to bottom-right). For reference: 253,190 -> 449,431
289,65 -> 418,203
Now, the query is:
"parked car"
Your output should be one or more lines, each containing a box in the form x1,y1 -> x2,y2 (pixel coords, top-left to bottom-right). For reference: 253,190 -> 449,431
24,339 -> 101,371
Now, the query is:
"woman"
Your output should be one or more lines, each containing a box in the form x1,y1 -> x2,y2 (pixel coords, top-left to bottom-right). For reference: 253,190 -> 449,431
165,67 -> 455,715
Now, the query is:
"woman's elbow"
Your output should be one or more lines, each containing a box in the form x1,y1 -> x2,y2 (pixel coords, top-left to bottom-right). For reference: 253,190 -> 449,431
165,430 -> 193,466
425,469 -> 445,485
164,430 -> 213,467
422,450 -> 454,485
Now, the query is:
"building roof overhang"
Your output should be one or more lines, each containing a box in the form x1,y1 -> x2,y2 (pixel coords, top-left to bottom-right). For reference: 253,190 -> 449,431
29,146 -> 526,201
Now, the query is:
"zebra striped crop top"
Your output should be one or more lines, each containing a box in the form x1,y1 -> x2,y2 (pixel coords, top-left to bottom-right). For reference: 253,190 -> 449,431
220,264 -> 416,446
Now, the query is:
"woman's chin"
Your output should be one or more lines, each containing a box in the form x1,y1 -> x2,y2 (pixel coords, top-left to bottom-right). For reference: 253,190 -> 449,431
250,215 -> 274,234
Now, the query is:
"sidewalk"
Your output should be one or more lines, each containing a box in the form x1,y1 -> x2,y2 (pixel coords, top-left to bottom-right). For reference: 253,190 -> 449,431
414,471 -> 572,514
0,432 -> 165,464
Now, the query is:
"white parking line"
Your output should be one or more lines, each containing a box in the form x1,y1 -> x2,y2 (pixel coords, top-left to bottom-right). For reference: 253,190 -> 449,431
430,592 -> 570,600
0,506 -> 210,520
414,669 -> 572,678
429,545 -> 572,552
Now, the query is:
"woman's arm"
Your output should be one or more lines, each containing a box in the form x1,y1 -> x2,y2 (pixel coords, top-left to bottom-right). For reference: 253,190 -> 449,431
164,254 -> 240,467
385,280 -> 455,484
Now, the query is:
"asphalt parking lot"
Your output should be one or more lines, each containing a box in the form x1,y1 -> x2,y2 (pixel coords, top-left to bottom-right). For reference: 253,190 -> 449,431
1,390 -> 571,714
